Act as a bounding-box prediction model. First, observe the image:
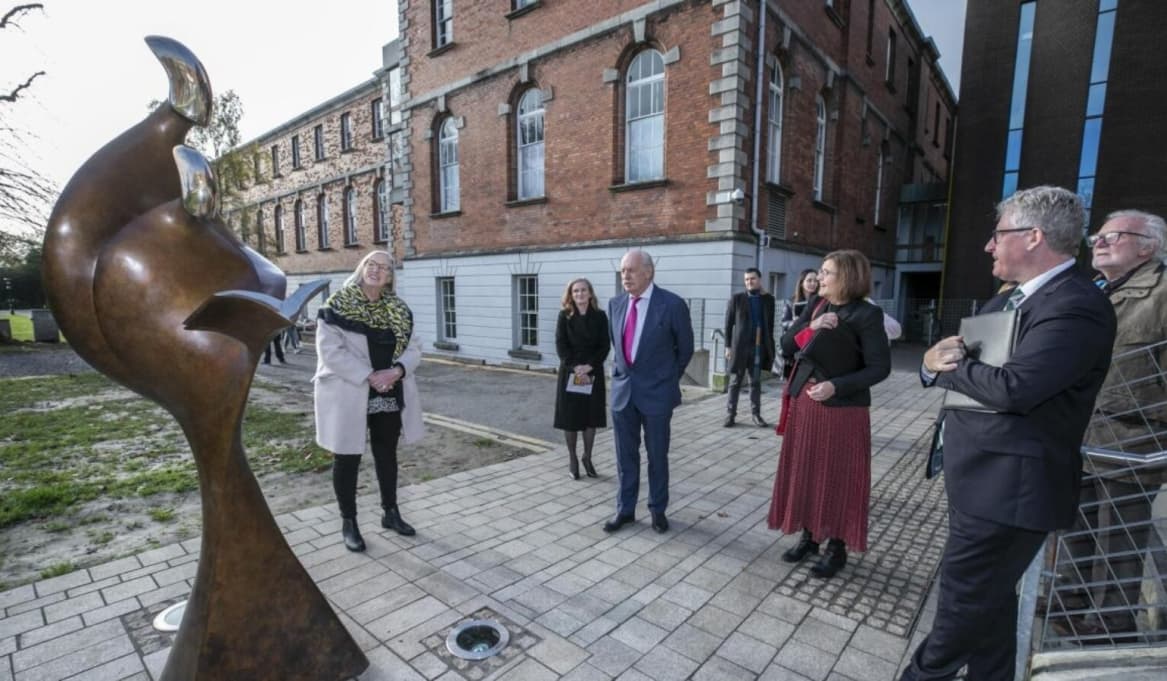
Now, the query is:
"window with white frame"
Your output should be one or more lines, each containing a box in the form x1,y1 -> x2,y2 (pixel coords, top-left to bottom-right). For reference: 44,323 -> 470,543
514,275 -> 538,348
434,0 -> 453,48
767,63 -> 784,183
513,0 -> 536,10
274,205 -> 285,252
517,89 -> 545,199
625,50 -> 665,183
372,98 -> 384,139
340,112 -> 353,151
294,199 -> 306,251
344,187 -> 357,245
374,178 -> 389,241
314,124 -> 325,160
438,277 -> 456,340
317,194 -> 330,248
438,118 -> 460,212
874,144 -> 886,225
813,95 -> 827,201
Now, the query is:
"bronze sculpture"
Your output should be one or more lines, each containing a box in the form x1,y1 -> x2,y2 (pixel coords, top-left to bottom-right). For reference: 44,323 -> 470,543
42,37 -> 368,680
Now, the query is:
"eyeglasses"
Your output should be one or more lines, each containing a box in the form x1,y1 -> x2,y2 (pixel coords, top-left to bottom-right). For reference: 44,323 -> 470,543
1085,231 -> 1151,248
818,268 -> 836,278
364,262 -> 390,271
990,227 -> 1035,244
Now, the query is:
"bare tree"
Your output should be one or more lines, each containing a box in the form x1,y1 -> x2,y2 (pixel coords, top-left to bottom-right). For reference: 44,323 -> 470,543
0,3 -> 53,257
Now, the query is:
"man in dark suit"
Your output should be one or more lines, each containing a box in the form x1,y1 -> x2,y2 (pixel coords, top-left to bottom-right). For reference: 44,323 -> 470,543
900,186 -> 1116,681
723,267 -> 776,427
606,249 -> 694,534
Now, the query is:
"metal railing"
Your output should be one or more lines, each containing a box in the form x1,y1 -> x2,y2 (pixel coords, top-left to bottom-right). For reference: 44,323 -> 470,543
1020,339 -> 1167,671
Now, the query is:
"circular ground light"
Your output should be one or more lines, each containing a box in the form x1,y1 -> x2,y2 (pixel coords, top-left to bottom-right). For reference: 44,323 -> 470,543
445,619 -> 509,660
152,600 -> 187,632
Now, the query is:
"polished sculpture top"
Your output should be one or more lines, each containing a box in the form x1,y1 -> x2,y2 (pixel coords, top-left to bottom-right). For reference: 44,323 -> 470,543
41,36 -> 366,681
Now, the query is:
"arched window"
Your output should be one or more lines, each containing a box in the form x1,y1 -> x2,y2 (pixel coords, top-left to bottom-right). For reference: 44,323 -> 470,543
274,205 -> 285,253
517,89 -> 545,200
344,186 -> 357,245
317,193 -> 330,248
813,96 -> 827,201
373,178 -> 388,242
438,118 -> 460,212
767,63 -> 784,183
625,49 -> 665,183
294,199 -> 306,251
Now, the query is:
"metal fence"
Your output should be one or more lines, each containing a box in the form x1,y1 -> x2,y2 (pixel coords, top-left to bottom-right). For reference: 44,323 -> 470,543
1021,339 -> 1167,665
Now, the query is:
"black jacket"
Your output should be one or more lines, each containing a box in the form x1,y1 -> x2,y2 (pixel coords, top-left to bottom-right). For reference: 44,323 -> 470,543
781,298 -> 890,408
725,290 -> 777,373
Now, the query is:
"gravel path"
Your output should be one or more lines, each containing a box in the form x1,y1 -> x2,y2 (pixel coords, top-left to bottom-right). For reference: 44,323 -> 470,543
0,344 -> 96,378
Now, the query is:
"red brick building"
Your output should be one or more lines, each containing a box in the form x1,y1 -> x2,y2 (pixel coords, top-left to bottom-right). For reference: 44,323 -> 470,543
228,70 -> 403,312
391,0 -> 955,369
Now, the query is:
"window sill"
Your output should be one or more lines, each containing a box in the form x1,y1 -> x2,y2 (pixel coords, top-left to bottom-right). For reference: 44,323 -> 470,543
315,156 -> 326,163
428,42 -> 456,58
609,178 -> 669,193
812,200 -> 837,214
508,348 -> 542,361
505,1 -> 540,21
372,135 -> 385,142
764,181 -> 795,197
340,147 -> 354,154
506,196 -> 548,208
292,165 -> 303,172
344,242 -> 362,249
434,340 -> 460,352
874,223 -> 888,233
295,249 -> 309,254
373,237 -> 388,244
430,210 -> 462,219
318,247 -> 334,252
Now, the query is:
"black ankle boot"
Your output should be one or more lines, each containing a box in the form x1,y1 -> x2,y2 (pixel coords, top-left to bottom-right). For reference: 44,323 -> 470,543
341,517 -> 366,552
382,506 -> 416,536
782,529 -> 820,563
810,539 -> 847,578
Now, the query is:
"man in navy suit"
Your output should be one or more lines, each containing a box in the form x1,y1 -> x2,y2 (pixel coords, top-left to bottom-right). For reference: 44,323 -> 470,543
605,249 -> 694,534
900,186 -> 1116,681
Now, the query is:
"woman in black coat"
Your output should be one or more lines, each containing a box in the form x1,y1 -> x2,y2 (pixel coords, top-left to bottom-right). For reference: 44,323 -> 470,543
554,278 -> 609,479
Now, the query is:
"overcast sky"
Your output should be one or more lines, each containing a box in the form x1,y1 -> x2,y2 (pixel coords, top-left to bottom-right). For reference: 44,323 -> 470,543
2,0 -> 964,237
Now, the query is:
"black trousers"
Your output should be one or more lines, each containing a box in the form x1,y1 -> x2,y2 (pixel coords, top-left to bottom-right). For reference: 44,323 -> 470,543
263,338 -> 285,364
726,367 -> 762,416
901,507 -> 1047,681
332,411 -> 403,519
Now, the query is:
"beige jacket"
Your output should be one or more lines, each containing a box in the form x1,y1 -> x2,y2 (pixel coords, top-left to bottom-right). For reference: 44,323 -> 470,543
1085,259 -> 1167,455
313,319 -> 425,454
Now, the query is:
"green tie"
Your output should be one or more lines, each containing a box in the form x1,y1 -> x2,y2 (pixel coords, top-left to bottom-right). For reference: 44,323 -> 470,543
1005,287 -> 1025,311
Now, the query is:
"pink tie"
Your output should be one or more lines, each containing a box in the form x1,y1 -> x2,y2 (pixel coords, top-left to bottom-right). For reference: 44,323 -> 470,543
622,296 -> 640,366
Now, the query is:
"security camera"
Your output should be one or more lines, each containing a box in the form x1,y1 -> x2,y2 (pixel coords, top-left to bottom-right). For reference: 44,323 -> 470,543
730,188 -> 745,206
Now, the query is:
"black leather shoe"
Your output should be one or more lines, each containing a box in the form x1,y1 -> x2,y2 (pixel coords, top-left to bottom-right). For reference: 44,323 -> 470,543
723,414 -> 735,428
810,539 -> 847,578
751,413 -> 768,427
582,456 -> 598,478
781,529 -> 819,563
603,514 -> 635,533
341,517 -> 366,552
382,506 -> 416,536
651,512 -> 669,533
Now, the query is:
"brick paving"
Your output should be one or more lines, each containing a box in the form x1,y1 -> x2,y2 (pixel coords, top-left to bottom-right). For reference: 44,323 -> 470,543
0,366 -> 952,681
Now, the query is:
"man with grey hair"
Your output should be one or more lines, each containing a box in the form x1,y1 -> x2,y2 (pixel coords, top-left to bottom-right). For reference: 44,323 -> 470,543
900,186 -> 1116,680
1055,209 -> 1167,638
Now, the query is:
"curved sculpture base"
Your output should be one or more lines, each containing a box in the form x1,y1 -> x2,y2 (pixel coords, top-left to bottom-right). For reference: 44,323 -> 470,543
160,443 -> 368,681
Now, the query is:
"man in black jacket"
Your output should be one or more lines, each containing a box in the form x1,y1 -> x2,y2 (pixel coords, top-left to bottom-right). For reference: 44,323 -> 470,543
723,267 -> 776,427
900,186 -> 1117,681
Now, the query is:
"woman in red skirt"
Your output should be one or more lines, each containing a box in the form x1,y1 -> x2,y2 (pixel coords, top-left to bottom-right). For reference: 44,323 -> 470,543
769,250 -> 891,578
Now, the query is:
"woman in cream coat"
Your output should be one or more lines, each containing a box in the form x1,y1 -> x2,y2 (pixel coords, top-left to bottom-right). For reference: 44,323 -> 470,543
314,250 -> 425,552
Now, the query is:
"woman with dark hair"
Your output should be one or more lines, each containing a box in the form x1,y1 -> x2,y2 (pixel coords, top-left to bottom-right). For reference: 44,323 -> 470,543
314,250 -> 425,552
554,278 -> 610,479
781,269 -> 820,378
769,250 -> 891,578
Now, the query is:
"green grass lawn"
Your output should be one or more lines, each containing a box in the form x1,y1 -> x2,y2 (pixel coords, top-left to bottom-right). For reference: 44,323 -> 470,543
0,312 -> 34,342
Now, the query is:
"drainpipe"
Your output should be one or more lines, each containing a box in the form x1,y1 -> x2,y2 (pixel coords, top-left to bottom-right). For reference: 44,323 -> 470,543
748,0 -> 768,270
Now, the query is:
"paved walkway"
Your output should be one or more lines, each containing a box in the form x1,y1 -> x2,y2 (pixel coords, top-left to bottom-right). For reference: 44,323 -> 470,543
0,366 -> 954,681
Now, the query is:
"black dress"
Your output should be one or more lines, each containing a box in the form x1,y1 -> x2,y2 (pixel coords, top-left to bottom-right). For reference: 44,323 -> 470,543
553,308 -> 610,431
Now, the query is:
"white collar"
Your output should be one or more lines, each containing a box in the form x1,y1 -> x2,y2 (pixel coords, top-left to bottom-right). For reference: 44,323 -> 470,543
1016,258 -> 1076,302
